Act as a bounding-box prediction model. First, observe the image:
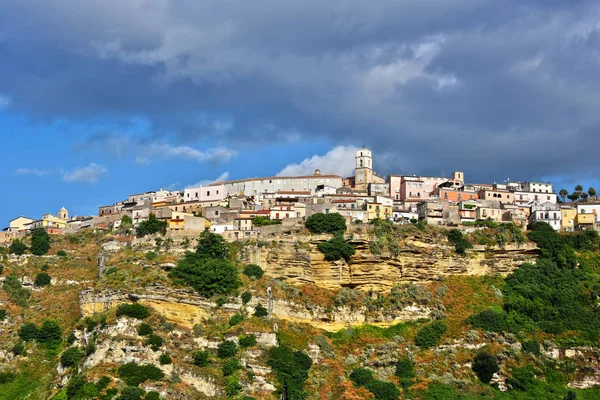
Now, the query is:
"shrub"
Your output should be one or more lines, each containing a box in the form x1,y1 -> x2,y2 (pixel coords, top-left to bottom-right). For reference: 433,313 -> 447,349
0,309 -> 6,321
145,391 -> 160,400
119,386 -> 145,400
506,366 -> 535,391
217,340 -> 238,358
61,347 -> 83,368
521,339 -> 541,356
414,321 -> 447,348
350,368 -> 374,387
468,309 -> 508,333
118,363 -> 165,386
138,323 -> 153,336
446,229 -> 472,255
195,230 -> 230,260
305,213 -> 347,234
116,303 -> 150,319
41,264 -> 49,271
34,272 -> 52,287
12,341 -> 25,356
252,216 -> 281,226
18,322 -> 38,341
239,335 -> 257,348
66,374 -> 86,399
472,351 -> 499,383
169,256 -> 239,297
145,251 -> 158,261
215,297 -> 227,307
145,334 -> 163,351
243,264 -> 264,279
395,358 -> 414,389
0,265 -> 4,275
253,304 -> 268,318
136,213 -> 167,238
37,320 -> 62,346
366,380 -> 401,400
225,376 -> 243,396
30,229 -> 51,256
57,249 -> 67,257
317,234 -> 356,262
241,291 -> 252,304
9,239 -> 28,255
268,345 -> 313,400
229,314 -> 244,327
0,372 -> 15,384
159,354 -> 172,365
222,358 -> 241,376
4,273 -> 31,307
192,351 -> 210,367
85,342 -> 96,356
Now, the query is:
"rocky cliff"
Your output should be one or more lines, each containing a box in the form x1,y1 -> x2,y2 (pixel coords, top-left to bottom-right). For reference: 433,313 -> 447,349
241,238 -> 538,292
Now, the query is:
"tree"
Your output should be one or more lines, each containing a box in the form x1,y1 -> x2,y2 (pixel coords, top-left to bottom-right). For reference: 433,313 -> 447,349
559,189 -> 568,203
121,215 -> 133,227
588,187 -> 597,198
365,380 -> 401,400
37,320 -> 62,346
317,234 -> 356,261
268,345 -> 313,400
9,239 -> 28,255
567,193 -> 579,202
30,229 -> 51,256
60,347 -> 83,367
18,322 -> 39,341
34,272 -> 52,287
575,185 -> 584,194
581,192 -> 588,201
135,213 -> 167,238
254,304 -> 268,317
446,229 -> 472,255
217,340 -> 238,358
192,351 -> 210,367
243,264 -> 265,279
169,255 -> 240,297
196,230 -> 229,260
415,321 -> 447,348
305,213 -> 347,234
472,351 -> 499,383
350,368 -> 374,387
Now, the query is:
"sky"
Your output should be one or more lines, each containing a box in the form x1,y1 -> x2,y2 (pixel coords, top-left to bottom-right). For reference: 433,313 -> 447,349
1,0 -> 599,225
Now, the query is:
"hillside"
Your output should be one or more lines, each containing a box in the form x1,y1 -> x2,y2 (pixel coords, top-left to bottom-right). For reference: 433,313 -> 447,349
1,222 -> 600,399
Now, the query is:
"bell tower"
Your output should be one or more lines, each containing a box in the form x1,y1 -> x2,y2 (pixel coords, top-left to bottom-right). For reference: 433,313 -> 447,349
355,147 -> 374,190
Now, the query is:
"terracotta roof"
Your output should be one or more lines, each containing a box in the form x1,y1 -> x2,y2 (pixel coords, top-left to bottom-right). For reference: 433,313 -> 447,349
276,190 -> 311,195
332,199 -> 356,203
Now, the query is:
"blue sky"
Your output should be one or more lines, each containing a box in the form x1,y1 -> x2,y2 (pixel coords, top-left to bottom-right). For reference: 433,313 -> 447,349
1,0 -> 599,225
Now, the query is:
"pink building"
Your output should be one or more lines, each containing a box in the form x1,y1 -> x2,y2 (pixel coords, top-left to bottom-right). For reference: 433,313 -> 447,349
389,175 -> 448,202
184,184 -> 227,203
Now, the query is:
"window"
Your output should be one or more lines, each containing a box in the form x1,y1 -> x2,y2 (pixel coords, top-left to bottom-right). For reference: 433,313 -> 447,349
216,190 -> 219,194
207,191 -> 210,196
215,210 -> 219,216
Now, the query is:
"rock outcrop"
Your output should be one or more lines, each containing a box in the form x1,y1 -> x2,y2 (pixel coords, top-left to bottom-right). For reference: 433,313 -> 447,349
241,238 -> 538,291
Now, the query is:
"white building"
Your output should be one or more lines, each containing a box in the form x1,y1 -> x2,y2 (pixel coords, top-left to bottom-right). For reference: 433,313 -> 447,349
184,184 -> 227,203
529,202 -> 561,231
514,191 -> 557,206
527,182 -> 553,193
576,203 -> 600,223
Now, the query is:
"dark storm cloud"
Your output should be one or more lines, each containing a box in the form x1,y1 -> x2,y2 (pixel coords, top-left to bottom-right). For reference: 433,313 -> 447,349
1,0 -> 599,182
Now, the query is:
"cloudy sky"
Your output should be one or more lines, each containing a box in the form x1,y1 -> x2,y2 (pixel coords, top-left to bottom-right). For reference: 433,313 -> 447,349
1,0 -> 599,224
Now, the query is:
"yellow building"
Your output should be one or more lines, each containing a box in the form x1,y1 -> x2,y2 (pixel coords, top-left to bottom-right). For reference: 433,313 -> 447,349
7,216 -> 35,232
27,214 -> 67,230
575,213 -> 595,231
366,202 -> 393,221
168,211 -> 194,230
561,208 -> 576,232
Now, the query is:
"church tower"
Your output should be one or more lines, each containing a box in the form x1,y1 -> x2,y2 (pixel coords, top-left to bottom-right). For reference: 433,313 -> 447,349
355,147 -> 374,190
58,207 -> 69,220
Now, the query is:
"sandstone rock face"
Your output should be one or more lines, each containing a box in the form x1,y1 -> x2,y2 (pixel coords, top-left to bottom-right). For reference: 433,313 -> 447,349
242,239 -> 538,291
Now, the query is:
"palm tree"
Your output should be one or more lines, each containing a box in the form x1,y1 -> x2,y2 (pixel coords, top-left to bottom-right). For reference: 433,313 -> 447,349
581,192 -> 588,201
567,193 -> 580,202
589,187 -> 597,198
559,189 -> 568,203
575,185 -> 584,195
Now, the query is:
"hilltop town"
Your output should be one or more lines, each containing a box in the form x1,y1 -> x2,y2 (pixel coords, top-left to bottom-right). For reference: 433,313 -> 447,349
2,147 -> 598,242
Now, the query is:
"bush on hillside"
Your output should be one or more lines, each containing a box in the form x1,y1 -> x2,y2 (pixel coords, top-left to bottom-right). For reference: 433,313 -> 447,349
446,229 -> 472,255
366,379 -> 401,400
159,354 -> 172,365
521,339 -> 541,356
37,320 -> 63,346
350,368 -> 374,387
305,213 -> 347,234
3,273 -> 31,307
137,322 -> 153,336
116,303 -> 150,320
30,228 -> 51,255
192,351 -> 210,367
415,321 -> 447,348
169,256 -> 239,297
217,340 -> 238,358
18,323 -> 39,341
253,304 -> 268,317
9,239 -> 27,255
12,342 -> 25,356
317,234 -> 356,262
57,249 -> 67,257
268,345 -> 313,400
243,264 -> 264,279
136,213 -> 167,238
468,309 -> 509,333
145,334 -> 163,351
119,386 -> 145,400
229,314 -> 244,327
395,357 -> 415,389
61,347 -> 83,368
239,335 -> 257,348
241,291 -> 252,304
222,358 -> 242,376
118,363 -> 164,386
34,272 -> 52,287
196,230 -> 230,260
472,351 -> 499,383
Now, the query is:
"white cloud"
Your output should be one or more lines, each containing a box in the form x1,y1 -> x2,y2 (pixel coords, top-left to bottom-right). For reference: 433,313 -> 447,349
62,163 -> 108,184
14,168 -> 50,177
136,142 -> 237,165
277,146 -> 358,177
186,172 -> 230,188
0,94 -> 10,109
511,54 -> 544,74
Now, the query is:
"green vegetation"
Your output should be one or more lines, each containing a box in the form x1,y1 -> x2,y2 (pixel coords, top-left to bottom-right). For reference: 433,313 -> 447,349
222,358 -> 241,376
116,303 -> 150,320
305,212 -> 347,234
366,380 -> 401,400
317,234 -> 356,261
56,249 -> 67,257
395,357 -> 415,389
117,363 -> 164,386
169,231 -> 239,297
253,304 -> 268,317
145,251 -> 158,261
414,320 -> 447,348
60,347 -> 83,368
522,339 -> 541,356
135,213 -> 167,238
9,239 -> 27,255
229,314 -> 244,326
350,367 -> 374,387
217,340 -> 238,358
30,229 -> 51,255
137,322 -> 153,336
472,351 -> 499,383
268,345 -> 312,400
243,264 -> 264,279
159,354 -> 172,365
241,291 -> 252,304
252,216 -> 281,226
446,229 -> 472,255
3,273 -> 31,307
19,320 -> 62,347
192,351 -> 210,367
239,335 -> 257,348
369,219 -> 401,256
34,272 -> 52,287
144,334 -> 163,351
